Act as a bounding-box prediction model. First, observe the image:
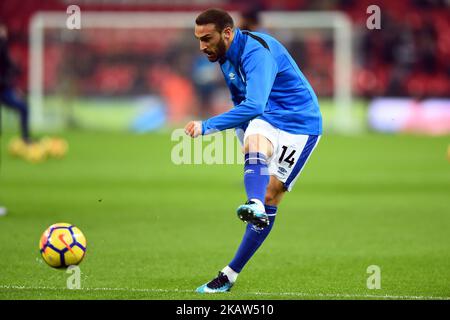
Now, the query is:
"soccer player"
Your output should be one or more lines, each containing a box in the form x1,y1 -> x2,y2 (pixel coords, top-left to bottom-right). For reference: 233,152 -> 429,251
185,9 -> 322,293
0,23 -> 31,144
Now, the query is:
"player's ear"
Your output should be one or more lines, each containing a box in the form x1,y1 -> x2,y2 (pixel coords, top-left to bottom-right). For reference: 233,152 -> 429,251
223,26 -> 232,40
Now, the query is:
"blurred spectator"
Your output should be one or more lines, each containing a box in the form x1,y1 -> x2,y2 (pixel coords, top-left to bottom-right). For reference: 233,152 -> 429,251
191,54 -> 223,117
148,63 -> 196,123
239,7 -> 262,32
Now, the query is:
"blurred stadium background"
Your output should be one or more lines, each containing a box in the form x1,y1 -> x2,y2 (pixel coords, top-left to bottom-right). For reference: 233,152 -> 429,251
0,0 -> 449,300
1,0 -> 449,133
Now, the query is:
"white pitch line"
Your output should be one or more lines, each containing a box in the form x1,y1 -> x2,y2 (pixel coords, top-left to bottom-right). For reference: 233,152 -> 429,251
0,285 -> 192,294
0,285 -> 449,300
250,291 -> 450,300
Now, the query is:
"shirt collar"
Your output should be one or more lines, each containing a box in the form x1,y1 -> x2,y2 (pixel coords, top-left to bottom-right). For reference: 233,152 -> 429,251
221,28 -> 245,66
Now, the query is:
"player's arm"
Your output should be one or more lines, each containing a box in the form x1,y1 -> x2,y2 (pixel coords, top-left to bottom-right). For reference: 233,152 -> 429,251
200,48 -> 278,135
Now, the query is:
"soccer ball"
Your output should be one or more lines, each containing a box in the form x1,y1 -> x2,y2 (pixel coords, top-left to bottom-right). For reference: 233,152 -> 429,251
39,223 -> 87,268
24,143 -> 47,163
8,137 -> 27,157
41,137 -> 68,158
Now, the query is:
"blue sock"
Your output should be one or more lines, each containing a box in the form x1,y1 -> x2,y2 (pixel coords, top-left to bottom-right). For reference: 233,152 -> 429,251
244,152 -> 270,207
229,205 -> 277,273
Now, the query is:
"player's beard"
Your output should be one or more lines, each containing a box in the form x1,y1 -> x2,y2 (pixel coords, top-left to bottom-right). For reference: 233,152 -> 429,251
207,37 -> 227,62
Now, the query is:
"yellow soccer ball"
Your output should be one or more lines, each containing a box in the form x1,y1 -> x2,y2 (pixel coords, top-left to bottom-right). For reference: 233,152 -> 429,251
24,143 -> 47,163
8,137 -> 27,157
41,137 -> 68,158
39,223 -> 87,268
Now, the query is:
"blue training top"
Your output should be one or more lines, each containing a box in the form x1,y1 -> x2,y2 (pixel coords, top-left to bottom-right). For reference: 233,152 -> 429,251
201,28 -> 322,136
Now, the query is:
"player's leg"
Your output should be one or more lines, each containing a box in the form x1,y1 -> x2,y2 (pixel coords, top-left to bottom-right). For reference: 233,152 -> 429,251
221,135 -> 320,289
196,176 -> 285,293
225,175 -> 285,274
196,123 -> 278,293
235,133 -> 274,227
197,128 -> 321,293
0,87 -> 30,143
265,175 -> 286,206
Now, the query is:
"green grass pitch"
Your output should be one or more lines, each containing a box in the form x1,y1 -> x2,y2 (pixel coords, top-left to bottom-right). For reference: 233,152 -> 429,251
0,131 -> 449,299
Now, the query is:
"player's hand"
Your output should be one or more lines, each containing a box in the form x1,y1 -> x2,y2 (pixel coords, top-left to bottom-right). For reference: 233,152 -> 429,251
184,121 -> 202,138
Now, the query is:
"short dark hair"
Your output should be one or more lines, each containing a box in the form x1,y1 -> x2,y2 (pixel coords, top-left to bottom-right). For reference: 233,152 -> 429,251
195,8 -> 234,32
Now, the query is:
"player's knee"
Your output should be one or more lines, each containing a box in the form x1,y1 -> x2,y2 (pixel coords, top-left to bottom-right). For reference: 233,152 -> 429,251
265,178 -> 286,206
244,134 -> 273,156
244,137 -> 258,154
9,101 -> 28,114
265,189 -> 282,206
264,192 -> 275,205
